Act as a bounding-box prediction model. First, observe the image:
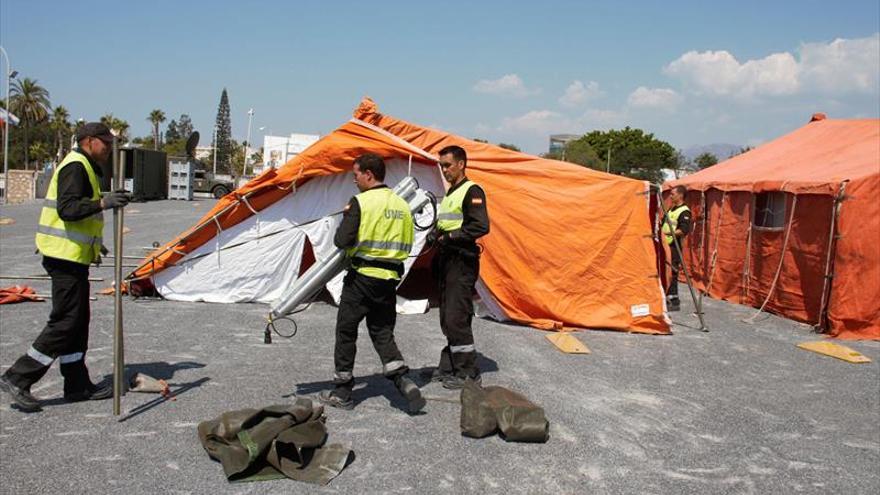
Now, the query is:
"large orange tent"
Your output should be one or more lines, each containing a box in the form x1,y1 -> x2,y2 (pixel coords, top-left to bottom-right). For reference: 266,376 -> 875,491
130,98 -> 669,335
669,115 -> 879,340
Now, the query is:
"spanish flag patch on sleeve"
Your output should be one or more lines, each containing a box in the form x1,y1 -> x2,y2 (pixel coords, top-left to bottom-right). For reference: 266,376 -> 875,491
471,197 -> 484,205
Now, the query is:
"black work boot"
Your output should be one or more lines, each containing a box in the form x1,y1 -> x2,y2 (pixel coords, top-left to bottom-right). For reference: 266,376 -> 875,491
0,374 -> 42,412
394,375 -> 426,414
318,380 -> 355,410
65,381 -> 113,402
667,298 -> 681,312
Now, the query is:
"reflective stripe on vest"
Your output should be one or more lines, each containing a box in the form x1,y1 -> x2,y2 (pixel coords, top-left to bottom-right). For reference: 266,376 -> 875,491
437,180 -> 476,233
663,204 -> 690,245
35,150 -> 104,265
43,199 -> 104,222
346,188 -> 414,280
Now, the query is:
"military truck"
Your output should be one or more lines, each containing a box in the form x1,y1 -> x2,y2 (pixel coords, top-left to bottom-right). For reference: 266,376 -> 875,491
192,169 -> 234,198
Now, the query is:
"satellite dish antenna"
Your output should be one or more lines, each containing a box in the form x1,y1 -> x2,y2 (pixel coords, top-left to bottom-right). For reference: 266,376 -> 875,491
185,131 -> 200,160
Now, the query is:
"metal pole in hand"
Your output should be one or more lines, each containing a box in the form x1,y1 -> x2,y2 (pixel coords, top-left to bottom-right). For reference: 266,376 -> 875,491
656,185 -> 707,332
112,138 -> 126,415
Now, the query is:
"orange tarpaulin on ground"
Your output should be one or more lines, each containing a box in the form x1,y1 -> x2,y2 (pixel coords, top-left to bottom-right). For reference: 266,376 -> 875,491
669,115 -> 879,340
131,98 -> 669,334
0,286 -> 43,304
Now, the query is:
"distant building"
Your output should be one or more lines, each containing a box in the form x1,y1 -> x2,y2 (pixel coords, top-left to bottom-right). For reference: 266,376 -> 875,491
549,134 -> 579,154
259,133 -> 321,174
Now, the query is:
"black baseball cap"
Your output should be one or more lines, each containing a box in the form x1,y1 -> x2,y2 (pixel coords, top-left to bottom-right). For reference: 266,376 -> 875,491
75,122 -> 115,144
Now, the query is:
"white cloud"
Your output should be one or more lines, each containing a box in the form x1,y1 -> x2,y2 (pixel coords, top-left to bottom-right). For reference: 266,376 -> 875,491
473,74 -> 539,97
559,80 -> 603,107
664,50 -> 799,97
498,110 -> 573,134
664,34 -> 879,99
627,87 -> 683,111
799,35 -> 880,93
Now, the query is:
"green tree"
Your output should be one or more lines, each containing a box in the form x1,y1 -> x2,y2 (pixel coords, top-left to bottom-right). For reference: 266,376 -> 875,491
214,89 -> 232,171
148,109 -> 165,150
177,114 -> 193,139
695,152 -> 719,169
547,139 -> 603,169
29,141 -> 51,168
497,142 -> 521,152
228,139 -> 244,176
131,135 -> 155,149
164,119 -> 179,142
9,77 -> 51,169
160,114 -> 195,158
50,105 -> 70,160
472,138 -> 488,143
581,127 -> 677,183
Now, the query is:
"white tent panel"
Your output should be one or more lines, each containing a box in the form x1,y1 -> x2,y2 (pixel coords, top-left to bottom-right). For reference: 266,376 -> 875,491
154,160 -> 447,306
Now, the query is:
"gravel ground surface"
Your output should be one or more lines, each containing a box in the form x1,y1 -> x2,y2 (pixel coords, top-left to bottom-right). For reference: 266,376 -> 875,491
1,199 -> 878,494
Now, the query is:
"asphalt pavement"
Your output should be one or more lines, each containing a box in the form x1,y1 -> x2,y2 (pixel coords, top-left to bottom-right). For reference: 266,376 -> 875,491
1,199 -> 878,494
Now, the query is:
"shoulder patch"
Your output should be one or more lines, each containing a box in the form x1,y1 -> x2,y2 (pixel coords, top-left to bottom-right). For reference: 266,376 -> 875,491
471,197 -> 483,205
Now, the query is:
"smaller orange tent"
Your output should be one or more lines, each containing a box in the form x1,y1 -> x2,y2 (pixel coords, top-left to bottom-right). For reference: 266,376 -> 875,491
131,99 -> 670,335
669,115 -> 879,340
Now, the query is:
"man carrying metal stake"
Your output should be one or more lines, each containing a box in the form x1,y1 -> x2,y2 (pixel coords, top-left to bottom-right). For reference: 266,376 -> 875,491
0,123 -> 130,412
662,185 -> 692,312
428,145 -> 490,390
318,153 -> 425,413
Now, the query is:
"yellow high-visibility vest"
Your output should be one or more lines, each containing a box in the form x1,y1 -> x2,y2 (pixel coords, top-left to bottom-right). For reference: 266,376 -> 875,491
346,187 -> 414,280
35,150 -> 104,265
437,180 -> 476,233
663,204 -> 690,245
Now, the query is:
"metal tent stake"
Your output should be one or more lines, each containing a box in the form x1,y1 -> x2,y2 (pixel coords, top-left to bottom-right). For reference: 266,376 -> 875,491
112,139 -> 125,415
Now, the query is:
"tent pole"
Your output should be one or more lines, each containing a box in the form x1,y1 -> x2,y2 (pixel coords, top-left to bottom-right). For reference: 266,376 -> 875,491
656,186 -> 707,332
741,193 -> 755,303
700,191 -> 726,309
699,189 -> 707,288
815,181 -> 848,332
745,193 -> 799,324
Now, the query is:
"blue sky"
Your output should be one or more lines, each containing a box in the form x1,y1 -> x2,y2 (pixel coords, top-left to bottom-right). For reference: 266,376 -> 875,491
2,0 -> 878,154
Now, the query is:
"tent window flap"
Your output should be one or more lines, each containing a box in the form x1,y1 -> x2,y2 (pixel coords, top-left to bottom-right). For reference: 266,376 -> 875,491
754,192 -> 787,229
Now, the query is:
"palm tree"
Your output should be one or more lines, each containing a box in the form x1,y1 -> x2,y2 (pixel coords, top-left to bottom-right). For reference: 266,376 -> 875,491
29,142 -> 51,169
148,109 -> 165,150
50,105 -> 70,160
100,113 -> 130,143
9,78 -> 51,169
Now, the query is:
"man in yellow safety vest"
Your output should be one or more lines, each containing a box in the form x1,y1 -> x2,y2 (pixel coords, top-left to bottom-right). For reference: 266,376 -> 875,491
318,153 -> 425,413
663,185 -> 692,311
427,145 -> 490,389
0,122 -> 130,412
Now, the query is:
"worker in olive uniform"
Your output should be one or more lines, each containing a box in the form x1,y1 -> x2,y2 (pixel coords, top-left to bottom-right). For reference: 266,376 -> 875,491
663,185 -> 692,312
0,123 -> 130,412
428,145 -> 490,389
319,153 -> 425,413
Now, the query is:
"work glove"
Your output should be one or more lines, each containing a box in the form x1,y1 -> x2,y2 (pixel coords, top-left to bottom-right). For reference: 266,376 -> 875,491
101,190 -> 131,209
428,229 -> 453,247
